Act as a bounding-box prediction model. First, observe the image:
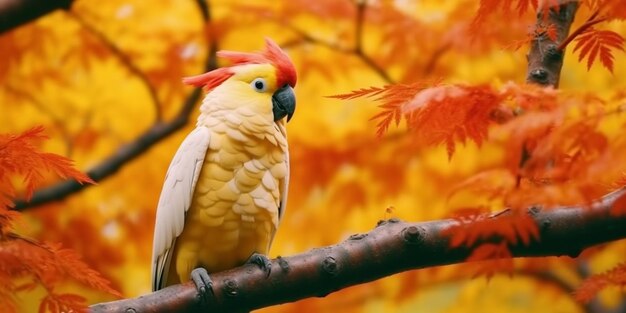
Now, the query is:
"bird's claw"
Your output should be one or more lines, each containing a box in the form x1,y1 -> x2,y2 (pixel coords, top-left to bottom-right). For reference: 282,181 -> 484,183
191,267 -> 214,306
247,253 -> 272,277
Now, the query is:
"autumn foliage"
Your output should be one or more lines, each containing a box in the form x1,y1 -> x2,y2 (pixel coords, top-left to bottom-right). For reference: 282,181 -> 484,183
0,127 -> 119,313
333,0 -> 626,305
2,0 -> 626,312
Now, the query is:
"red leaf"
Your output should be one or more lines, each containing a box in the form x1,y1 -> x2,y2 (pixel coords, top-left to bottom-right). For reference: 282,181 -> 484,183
38,298 -> 52,313
0,126 -> 95,206
329,82 -> 430,138
41,292 -> 87,313
44,243 -> 122,298
516,0 -> 539,15
466,242 -> 514,279
327,86 -> 388,100
473,0 -> 539,27
545,23 -> 558,41
575,262 -> 626,303
573,28 -> 625,72
448,169 -> 516,201
403,84 -> 503,158
443,210 -> 539,247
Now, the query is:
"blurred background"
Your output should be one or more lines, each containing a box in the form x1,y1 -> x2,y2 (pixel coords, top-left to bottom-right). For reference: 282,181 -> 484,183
2,0 -> 626,312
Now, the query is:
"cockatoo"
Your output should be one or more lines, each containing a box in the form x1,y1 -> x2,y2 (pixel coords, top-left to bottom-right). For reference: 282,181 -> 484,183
151,38 -> 296,299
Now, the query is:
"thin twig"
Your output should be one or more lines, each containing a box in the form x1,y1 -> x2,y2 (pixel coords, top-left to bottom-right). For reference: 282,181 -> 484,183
283,24 -> 353,53
354,0 -> 365,54
557,10 -> 607,51
352,0 -> 393,83
422,42 -> 451,76
13,0 -> 217,210
280,9 -> 394,84
359,53 -> 394,83
4,84 -> 74,156
66,11 -> 164,122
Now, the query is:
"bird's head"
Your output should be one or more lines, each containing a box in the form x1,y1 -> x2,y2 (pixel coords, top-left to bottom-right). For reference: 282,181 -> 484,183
184,38 -> 297,122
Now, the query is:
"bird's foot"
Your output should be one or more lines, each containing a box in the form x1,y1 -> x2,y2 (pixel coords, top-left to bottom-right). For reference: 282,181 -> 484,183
246,253 -> 272,277
191,267 -> 214,305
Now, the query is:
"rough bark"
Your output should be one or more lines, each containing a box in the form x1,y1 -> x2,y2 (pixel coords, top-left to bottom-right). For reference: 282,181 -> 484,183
0,0 -> 73,34
90,188 -> 626,313
526,0 -> 579,87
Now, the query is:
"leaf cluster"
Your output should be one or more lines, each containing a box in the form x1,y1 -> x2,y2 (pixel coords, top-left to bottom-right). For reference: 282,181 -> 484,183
0,127 -> 119,313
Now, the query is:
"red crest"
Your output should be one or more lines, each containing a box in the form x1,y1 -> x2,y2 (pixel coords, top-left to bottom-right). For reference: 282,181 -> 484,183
183,38 -> 297,91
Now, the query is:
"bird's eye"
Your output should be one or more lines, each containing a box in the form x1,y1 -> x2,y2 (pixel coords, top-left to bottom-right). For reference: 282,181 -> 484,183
251,78 -> 267,92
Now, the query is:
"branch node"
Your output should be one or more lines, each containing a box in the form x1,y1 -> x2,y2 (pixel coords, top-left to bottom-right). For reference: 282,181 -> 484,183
223,279 -> 240,297
90,189 -> 626,312
377,218 -> 400,227
277,256 -> 290,273
321,257 -> 338,276
402,226 -> 422,245
541,219 -> 552,231
124,308 -> 137,313
526,0 -> 579,87
528,68 -> 549,84
348,233 -> 367,240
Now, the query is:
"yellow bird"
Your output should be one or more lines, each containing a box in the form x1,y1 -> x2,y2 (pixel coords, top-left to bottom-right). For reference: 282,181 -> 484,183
151,38 -> 296,297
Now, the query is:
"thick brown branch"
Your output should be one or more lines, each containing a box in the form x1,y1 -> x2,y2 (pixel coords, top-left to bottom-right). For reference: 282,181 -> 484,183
90,188 -> 626,313
12,0 -> 216,211
526,0 -> 579,87
0,0 -> 73,34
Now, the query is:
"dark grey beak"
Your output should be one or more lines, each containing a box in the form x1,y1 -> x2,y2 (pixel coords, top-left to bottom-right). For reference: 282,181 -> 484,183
272,85 -> 295,122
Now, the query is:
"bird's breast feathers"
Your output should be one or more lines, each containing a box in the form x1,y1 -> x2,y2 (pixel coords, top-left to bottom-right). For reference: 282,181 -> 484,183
175,110 -> 288,270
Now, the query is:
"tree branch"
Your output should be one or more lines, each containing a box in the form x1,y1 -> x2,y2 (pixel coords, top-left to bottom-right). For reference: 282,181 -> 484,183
279,1 -> 394,84
0,0 -> 73,34
12,0 -> 217,211
526,0 -> 579,87
68,11 -> 164,122
90,188 -> 626,313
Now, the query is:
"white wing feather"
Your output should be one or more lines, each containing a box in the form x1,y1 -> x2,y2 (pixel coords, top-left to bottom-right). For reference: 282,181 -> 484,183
278,148 -> 289,220
151,126 -> 211,291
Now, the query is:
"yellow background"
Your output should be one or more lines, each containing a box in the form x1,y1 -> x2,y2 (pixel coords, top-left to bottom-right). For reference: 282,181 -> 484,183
1,0 -> 626,312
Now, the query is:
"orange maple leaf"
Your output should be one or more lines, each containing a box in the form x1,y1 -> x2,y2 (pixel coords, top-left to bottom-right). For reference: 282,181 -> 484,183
0,127 -> 115,311
593,0 -> 626,20
40,293 -> 88,313
573,27 -> 625,72
404,85 -> 503,158
444,209 -> 540,248
503,23 -> 557,51
329,83 -> 429,137
0,126 -> 94,208
0,236 -> 121,312
575,262 -> 626,303
543,23 -> 558,41
473,0 -> 539,27
45,242 -> 122,298
342,83 -> 503,158
466,242 -> 514,279
448,169 -> 517,201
